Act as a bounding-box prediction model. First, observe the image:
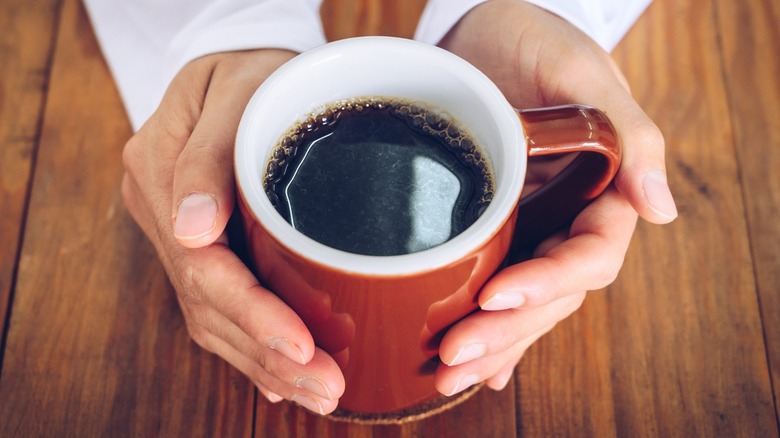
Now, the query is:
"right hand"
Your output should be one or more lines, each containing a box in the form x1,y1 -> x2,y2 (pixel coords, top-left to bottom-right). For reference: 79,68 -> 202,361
430,0 -> 677,396
121,49 -> 345,415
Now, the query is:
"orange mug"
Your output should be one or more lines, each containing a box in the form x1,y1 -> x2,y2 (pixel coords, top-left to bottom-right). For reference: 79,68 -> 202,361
235,37 -> 620,417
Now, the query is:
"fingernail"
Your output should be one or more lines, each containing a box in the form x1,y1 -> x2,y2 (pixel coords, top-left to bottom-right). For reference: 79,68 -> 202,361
269,337 -> 307,365
643,171 -> 678,221
295,376 -> 333,400
447,343 -> 487,366
253,381 -> 284,403
291,394 -> 325,415
447,373 -> 480,396
481,292 -> 525,311
252,380 -> 284,403
265,391 -> 284,403
174,193 -> 218,240
491,368 -> 515,391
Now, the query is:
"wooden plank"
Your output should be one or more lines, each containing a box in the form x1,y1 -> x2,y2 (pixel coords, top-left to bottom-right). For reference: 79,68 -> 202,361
0,0 -> 61,362
256,382 -> 516,436
713,0 -> 780,425
3,0 -> 773,435
320,0 -> 427,41
0,0 -> 254,435
611,0 -> 776,433
515,0 -> 775,435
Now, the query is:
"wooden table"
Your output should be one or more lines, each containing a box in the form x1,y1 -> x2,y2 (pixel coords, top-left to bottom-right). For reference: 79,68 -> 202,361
1,0 -> 778,436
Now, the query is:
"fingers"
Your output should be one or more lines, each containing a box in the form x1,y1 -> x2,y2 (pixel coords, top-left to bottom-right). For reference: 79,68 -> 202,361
435,322 -> 557,396
440,291 -> 585,366
121,50 -> 345,415
254,381 -> 284,404
548,45 -> 679,224
126,159 -> 346,415
485,360 -> 518,391
480,187 -> 636,310
172,242 -> 346,414
530,12 -> 678,224
435,189 -> 633,396
173,240 -> 316,364
195,329 -> 342,414
612,116 -> 679,224
445,1 -> 679,224
430,0 -> 675,401
435,190 -> 635,396
436,187 -> 637,394
574,83 -> 677,224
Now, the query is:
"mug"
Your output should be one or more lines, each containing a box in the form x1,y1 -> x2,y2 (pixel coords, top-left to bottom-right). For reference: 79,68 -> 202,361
235,37 -> 620,416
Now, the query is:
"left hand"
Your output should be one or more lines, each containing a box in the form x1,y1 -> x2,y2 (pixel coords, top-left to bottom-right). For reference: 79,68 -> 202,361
432,0 -> 678,395
121,50 -> 345,414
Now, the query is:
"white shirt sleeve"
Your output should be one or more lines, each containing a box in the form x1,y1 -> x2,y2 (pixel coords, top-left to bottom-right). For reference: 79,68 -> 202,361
83,0 -> 326,130
415,0 -> 652,52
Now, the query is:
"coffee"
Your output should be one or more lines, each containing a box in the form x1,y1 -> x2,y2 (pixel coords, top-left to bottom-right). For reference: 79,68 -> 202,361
263,97 -> 494,256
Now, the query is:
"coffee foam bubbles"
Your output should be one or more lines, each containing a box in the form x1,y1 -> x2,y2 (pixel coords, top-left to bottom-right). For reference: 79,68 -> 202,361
264,97 -> 495,206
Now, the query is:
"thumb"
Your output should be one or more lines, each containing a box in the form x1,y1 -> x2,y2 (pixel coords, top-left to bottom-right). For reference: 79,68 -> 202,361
557,55 -> 679,225
171,50 -> 297,248
594,57 -> 678,224
171,98 -> 242,248
610,102 -> 679,224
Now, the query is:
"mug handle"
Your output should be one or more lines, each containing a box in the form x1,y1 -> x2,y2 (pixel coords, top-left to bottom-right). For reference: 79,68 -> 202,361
512,105 -> 622,250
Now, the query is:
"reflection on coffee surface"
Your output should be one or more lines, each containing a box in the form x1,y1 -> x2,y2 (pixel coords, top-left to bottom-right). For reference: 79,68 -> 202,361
263,97 -> 494,256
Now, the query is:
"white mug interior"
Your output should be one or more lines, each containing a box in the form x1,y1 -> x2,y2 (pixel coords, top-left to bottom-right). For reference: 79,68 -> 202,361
235,36 -> 526,275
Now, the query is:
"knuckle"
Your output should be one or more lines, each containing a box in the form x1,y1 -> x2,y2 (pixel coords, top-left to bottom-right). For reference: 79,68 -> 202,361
246,344 -> 270,372
185,322 -> 211,351
632,120 -> 666,152
523,287 -> 554,307
562,292 -> 587,316
120,175 -> 135,211
593,258 -> 622,289
180,298 -> 225,355
122,135 -> 145,174
521,259 -> 566,307
176,261 -> 207,303
169,253 -> 212,312
150,213 -> 170,244
233,310 -> 261,344
179,141 -> 231,171
583,233 -> 626,291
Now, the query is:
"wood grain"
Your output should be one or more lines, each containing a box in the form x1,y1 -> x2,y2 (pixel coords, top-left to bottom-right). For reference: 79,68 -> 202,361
713,0 -> 780,425
1,0 -> 778,436
256,386 -> 516,436
605,0 -> 776,435
511,0 -> 779,436
0,0 -> 253,436
0,0 -> 61,365
320,0 -> 427,41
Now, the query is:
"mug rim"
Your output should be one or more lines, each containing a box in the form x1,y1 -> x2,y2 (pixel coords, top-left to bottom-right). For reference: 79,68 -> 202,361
235,36 -> 526,276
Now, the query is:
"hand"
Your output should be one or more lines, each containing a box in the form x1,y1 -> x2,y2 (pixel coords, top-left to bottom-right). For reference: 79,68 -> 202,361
433,0 -> 678,395
121,49 -> 345,414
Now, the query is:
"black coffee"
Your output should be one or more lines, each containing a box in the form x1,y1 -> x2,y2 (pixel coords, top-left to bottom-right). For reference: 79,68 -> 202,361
263,97 -> 494,256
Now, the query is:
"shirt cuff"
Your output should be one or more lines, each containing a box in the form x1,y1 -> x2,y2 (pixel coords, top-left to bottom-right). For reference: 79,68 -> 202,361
414,0 -> 651,52
414,0 -> 487,45
84,0 -> 326,130
524,0 -> 652,51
